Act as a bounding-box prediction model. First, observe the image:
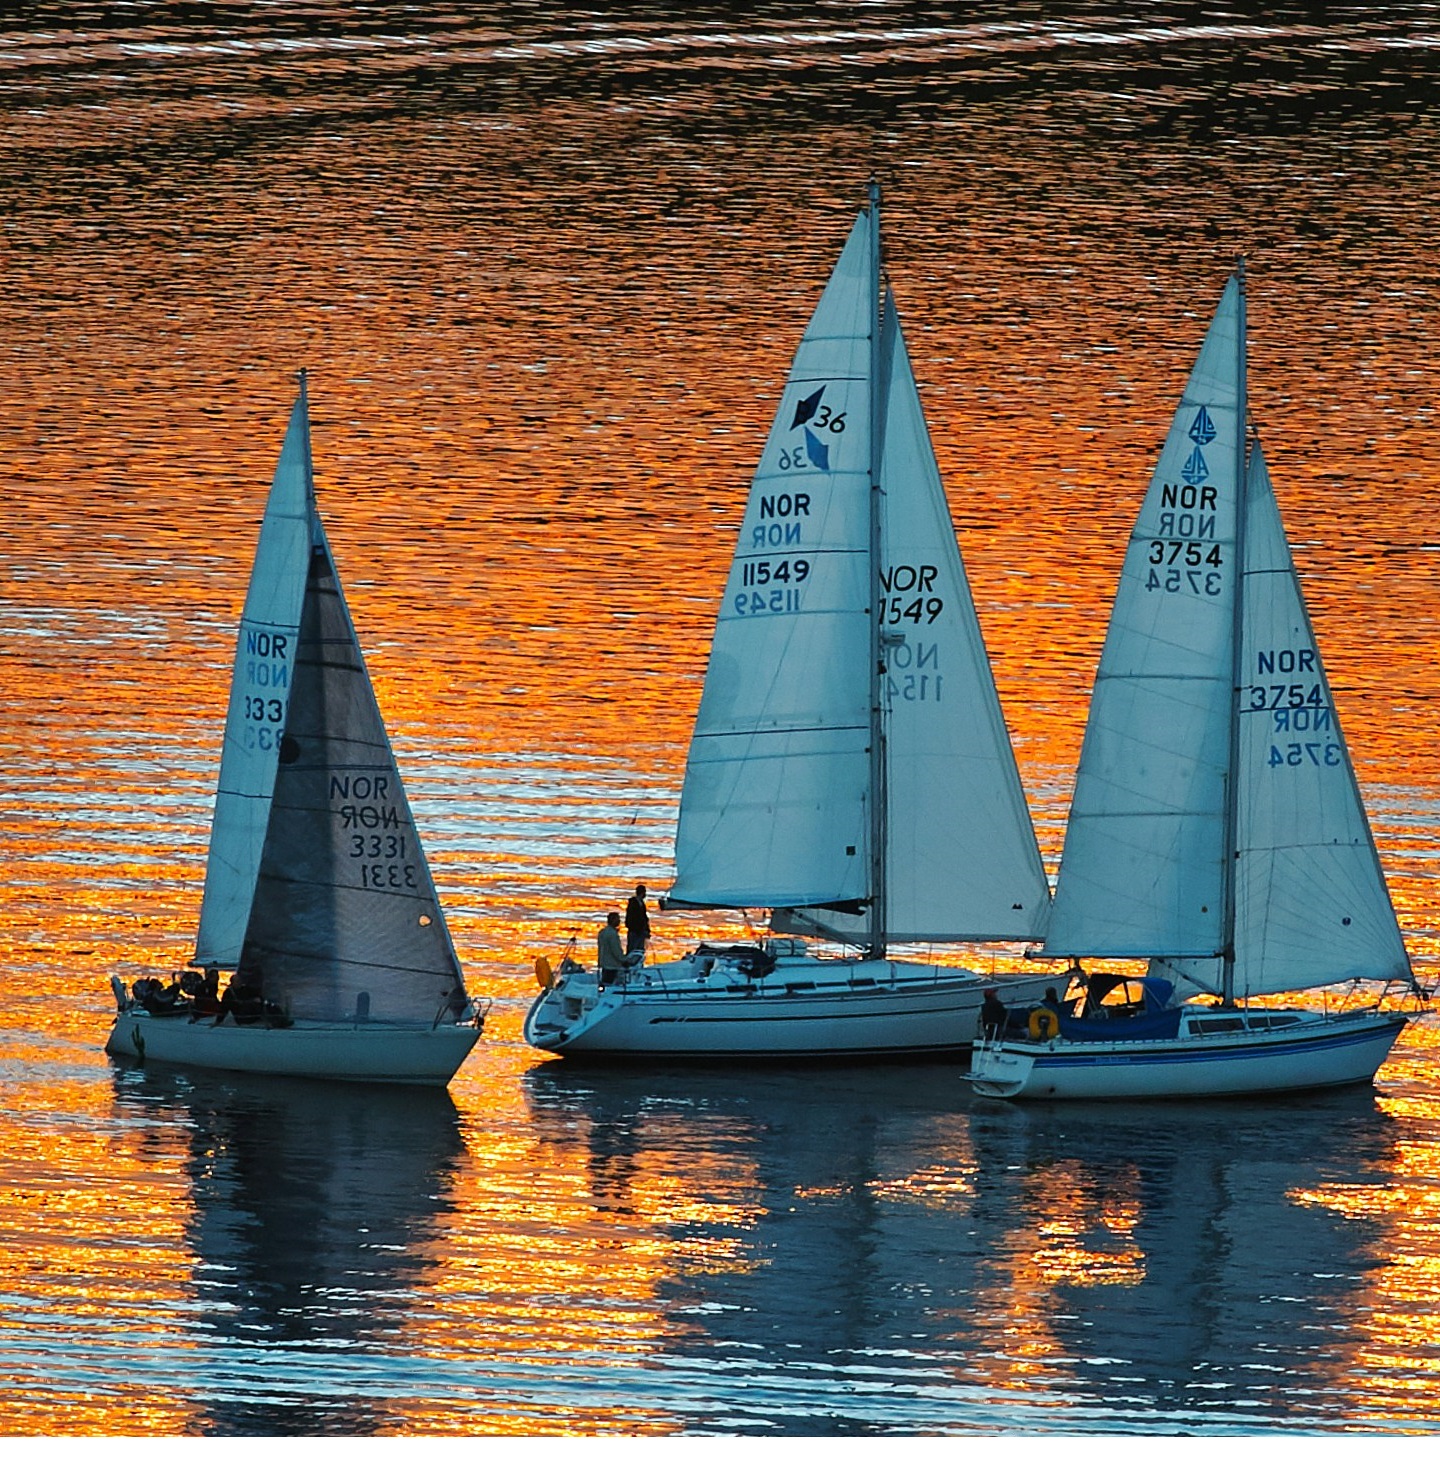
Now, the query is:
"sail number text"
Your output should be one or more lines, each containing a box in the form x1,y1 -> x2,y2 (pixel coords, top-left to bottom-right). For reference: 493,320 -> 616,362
1145,541 -> 1224,596
329,775 -> 420,891
879,563 -> 943,625
740,557 -> 810,587
1247,648 -> 1340,768
245,695 -> 284,724
241,693 -> 289,751
240,630 -> 292,749
1267,742 -> 1341,768
1145,486 -> 1224,596
734,555 -> 810,615
879,597 -> 944,625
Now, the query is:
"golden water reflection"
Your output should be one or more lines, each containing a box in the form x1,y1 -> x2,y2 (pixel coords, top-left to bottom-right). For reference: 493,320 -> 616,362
2,0 -> 1440,1435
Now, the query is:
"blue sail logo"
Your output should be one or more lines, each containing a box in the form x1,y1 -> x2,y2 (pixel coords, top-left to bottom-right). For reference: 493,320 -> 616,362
791,386 -> 826,430
804,427 -> 830,472
1183,447 -> 1209,483
1188,406 -> 1216,446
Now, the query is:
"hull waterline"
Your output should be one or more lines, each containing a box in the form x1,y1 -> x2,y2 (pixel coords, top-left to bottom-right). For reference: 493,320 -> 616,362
106,1011 -> 480,1086
525,955 -> 1057,1059
967,1007 -> 1411,1100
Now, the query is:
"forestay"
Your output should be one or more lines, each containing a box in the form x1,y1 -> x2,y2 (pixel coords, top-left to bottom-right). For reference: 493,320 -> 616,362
194,395 -> 312,968
238,528 -> 467,1024
1231,443 -> 1411,994
1045,279 -> 1244,959
671,214 -> 874,909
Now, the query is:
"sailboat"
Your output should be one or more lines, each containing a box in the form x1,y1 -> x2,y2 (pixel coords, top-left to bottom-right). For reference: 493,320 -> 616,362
525,185 -> 1056,1059
106,377 -> 484,1085
969,267 -> 1422,1101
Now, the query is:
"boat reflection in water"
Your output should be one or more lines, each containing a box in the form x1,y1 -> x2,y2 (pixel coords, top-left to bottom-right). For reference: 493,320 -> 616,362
110,1065 -> 466,1435
522,1062 -> 1406,1432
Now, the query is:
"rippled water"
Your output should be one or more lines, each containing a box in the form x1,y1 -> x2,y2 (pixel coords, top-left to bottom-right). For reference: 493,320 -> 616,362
3,0 -> 1440,1436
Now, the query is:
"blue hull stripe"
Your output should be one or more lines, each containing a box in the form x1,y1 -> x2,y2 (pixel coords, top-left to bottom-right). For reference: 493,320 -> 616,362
1027,1018 -> 1406,1071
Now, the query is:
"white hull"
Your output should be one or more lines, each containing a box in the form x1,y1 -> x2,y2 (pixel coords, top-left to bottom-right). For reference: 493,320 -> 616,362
106,1011 -> 480,1086
967,1006 -> 1410,1100
524,952 -> 1057,1059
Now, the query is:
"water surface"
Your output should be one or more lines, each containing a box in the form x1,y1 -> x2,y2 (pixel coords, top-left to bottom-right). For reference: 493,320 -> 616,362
2,0 -> 1439,1435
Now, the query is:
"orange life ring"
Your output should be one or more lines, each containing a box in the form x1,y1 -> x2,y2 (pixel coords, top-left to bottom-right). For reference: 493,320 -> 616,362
534,956 -> 555,990
1028,1006 -> 1059,1041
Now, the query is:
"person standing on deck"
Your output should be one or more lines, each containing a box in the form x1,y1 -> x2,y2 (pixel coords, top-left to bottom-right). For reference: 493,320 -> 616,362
625,883 -> 651,960
597,912 -> 627,989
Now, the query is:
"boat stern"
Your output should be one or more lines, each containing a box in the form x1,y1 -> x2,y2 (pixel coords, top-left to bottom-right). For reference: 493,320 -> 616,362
966,1039 -> 1038,1098
524,963 -> 617,1053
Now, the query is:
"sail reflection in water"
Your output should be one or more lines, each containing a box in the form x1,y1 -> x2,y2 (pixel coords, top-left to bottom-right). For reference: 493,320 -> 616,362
113,1070 -> 466,1435
523,1065 -> 1409,1432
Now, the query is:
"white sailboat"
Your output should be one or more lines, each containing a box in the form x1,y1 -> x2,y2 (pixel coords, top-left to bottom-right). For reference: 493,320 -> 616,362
107,377 -> 484,1086
525,185 -> 1056,1059
969,267 -> 1422,1101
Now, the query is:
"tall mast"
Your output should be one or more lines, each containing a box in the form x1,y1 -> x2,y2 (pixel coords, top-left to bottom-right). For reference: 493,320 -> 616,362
1219,261 -> 1248,1004
297,368 -> 318,529
865,178 -> 888,959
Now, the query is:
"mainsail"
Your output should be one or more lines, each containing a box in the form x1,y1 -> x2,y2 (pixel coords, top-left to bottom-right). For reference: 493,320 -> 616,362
1045,278 -> 1244,959
194,394 -> 313,967
671,213 -> 874,910
671,203 -> 1050,943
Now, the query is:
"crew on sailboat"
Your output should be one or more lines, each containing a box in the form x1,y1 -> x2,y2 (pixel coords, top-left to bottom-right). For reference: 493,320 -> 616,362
597,912 -> 631,989
625,884 -> 651,961
191,968 -> 223,1019
213,966 -> 267,1026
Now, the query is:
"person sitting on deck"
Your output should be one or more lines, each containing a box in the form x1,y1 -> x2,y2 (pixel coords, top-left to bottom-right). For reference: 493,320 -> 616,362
980,987 -> 1008,1039
213,963 -> 265,1026
189,968 -> 223,1021
133,975 -> 185,1015
1028,989 -> 1063,1041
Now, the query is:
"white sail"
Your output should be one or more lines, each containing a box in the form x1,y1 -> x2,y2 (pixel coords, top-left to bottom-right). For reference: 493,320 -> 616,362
1231,442 -> 1412,993
194,393 -> 313,967
671,214 -> 875,909
238,524 -> 467,1024
1045,279 -> 1244,959
780,294 -> 1050,942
